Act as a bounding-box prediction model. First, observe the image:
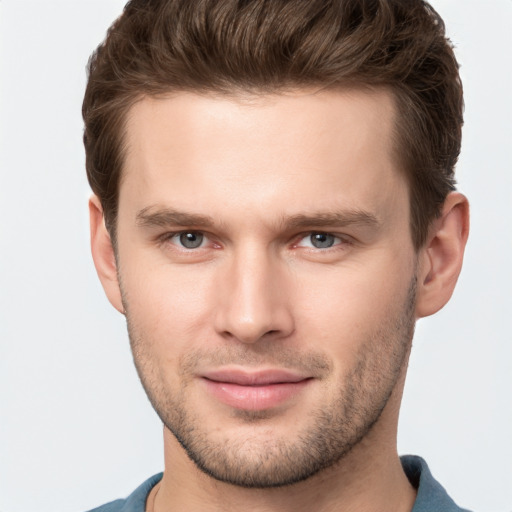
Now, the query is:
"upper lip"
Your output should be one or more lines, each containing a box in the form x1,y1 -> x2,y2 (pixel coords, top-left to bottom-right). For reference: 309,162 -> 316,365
201,368 -> 310,386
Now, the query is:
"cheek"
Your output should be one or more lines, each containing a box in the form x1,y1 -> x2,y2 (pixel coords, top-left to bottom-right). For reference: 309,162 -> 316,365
121,260 -> 215,348
293,256 -> 415,348
122,266 -> 214,391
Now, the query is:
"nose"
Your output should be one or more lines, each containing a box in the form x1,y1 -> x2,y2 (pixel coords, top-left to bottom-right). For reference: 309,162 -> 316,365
213,246 -> 294,344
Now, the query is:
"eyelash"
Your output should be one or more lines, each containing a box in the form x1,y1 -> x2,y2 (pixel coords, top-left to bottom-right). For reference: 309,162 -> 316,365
158,231 -> 213,250
158,230 -> 352,252
294,232 -> 350,250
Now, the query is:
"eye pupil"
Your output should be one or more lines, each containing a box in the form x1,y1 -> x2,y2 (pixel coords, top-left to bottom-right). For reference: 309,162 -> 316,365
311,233 -> 335,248
179,232 -> 203,249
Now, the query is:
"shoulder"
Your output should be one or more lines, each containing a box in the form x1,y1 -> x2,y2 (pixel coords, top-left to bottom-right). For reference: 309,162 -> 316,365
86,473 -> 163,512
401,455 -> 472,512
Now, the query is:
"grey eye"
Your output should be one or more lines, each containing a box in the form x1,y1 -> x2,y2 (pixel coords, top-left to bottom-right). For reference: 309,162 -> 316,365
179,232 -> 204,249
310,233 -> 336,248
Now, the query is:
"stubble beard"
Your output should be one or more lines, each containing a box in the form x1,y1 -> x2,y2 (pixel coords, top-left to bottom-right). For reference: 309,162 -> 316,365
124,277 -> 416,489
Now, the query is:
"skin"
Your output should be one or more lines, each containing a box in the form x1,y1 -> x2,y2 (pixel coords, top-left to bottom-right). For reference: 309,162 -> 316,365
90,88 -> 469,512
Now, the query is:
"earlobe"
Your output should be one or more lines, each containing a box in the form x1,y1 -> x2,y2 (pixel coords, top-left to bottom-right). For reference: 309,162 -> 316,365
415,192 -> 470,318
89,195 -> 124,314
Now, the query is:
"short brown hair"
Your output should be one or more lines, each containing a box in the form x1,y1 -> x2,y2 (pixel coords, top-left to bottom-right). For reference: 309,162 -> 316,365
83,0 -> 463,249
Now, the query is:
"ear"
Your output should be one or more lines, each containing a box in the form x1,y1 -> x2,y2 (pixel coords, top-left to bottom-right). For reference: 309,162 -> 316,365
89,195 -> 124,314
416,192 -> 470,318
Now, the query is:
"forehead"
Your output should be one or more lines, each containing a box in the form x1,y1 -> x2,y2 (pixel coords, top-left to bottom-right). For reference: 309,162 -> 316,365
124,88 -> 397,162
120,88 -> 407,227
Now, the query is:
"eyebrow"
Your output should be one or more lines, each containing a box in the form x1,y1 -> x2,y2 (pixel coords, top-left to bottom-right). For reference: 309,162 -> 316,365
136,206 -> 380,231
136,206 -> 216,228
281,211 -> 380,231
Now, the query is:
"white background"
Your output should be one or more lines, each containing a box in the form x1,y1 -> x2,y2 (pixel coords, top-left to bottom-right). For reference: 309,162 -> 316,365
0,1 -> 511,511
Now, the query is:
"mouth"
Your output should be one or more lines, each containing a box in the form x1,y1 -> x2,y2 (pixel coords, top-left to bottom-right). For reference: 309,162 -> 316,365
200,368 -> 313,411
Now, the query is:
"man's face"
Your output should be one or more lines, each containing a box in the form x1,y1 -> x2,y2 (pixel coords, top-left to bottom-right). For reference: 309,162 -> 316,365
115,89 -> 418,487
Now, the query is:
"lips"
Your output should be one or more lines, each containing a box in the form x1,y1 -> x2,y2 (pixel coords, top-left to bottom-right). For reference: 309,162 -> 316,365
201,368 -> 312,411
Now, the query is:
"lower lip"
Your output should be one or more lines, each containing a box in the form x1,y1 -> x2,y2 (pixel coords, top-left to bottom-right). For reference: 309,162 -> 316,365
202,379 -> 311,411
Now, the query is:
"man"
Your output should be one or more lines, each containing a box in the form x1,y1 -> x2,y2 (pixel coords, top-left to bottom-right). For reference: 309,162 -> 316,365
83,0 -> 470,510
